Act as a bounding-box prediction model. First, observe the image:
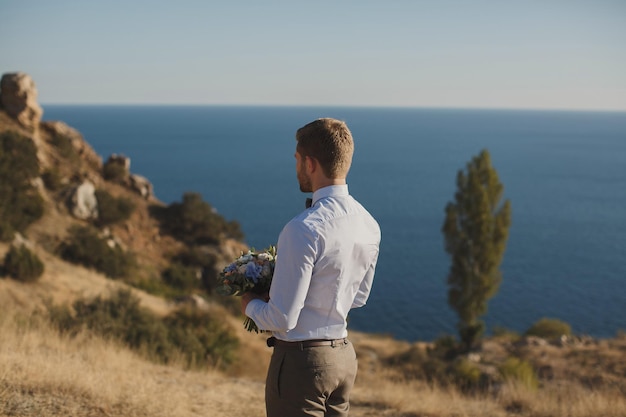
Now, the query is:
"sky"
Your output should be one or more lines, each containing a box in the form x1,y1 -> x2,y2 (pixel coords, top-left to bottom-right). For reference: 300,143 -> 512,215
1,1 -> 625,110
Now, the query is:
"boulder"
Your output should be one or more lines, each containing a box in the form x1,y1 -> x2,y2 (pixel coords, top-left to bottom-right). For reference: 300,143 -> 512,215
0,72 -> 43,129
70,180 -> 98,220
129,173 -> 153,199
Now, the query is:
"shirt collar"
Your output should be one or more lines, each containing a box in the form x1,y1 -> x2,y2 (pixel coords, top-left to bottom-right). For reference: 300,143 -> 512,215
311,184 -> 349,207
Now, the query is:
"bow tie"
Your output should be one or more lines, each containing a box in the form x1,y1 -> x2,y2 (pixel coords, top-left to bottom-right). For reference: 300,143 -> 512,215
305,198 -> 313,208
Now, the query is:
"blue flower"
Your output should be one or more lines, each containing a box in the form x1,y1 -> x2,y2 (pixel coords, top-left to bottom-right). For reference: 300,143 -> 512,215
245,262 -> 263,283
225,263 -> 237,273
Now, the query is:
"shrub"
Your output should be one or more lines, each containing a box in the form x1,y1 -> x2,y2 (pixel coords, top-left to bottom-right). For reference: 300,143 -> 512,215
165,306 -> 239,368
51,134 -> 77,161
451,358 -> 483,391
162,262 -> 200,292
41,168 -> 63,191
525,317 -> 572,339
57,289 -> 174,358
0,187 -> 44,241
420,357 -> 449,385
2,244 -> 44,282
0,131 -> 39,179
45,301 -> 75,332
103,161 -> 127,182
499,357 -> 539,390
133,277 -> 178,298
95,189 -> 135,226
427,334 -> 459,360
172,247 -> 218,292
386,345 -> 429,380
60,225 -> 135,278
0,131 -> 44,241
152,192 -> 244,245
492,325 -> 520,341
46,289 -> 238,369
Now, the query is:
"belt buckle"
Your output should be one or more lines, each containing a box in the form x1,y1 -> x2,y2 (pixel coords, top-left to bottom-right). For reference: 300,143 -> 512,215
331,338 -> 347,348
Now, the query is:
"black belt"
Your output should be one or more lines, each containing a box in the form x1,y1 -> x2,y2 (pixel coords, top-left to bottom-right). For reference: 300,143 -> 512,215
266,337 -> 348,350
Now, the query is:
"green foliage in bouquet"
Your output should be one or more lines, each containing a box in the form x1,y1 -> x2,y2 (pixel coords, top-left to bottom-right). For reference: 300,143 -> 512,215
216,246 -> 276,332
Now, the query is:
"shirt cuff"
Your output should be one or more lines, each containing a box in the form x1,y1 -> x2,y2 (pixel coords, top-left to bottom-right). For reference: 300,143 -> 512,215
245,298 -> 265,318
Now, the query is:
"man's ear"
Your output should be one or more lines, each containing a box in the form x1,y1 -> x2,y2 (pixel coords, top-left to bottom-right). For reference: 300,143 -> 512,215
306,156 -> 317,173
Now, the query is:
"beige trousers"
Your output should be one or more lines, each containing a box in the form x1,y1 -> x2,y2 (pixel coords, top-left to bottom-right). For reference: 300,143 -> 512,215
265,340 -> 358,417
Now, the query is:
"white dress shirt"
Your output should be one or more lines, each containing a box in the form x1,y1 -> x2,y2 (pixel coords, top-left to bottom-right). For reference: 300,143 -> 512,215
245,184 -> 381,341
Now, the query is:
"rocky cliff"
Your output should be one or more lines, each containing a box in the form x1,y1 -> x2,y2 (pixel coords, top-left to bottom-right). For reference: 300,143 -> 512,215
0,72 -> 246,309
0,72 -> 43,130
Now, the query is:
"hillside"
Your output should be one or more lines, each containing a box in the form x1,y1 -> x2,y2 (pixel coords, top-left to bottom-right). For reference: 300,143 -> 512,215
1,72 -> 626,417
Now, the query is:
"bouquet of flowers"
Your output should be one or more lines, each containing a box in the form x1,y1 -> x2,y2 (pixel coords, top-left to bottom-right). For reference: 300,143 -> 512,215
216,246 -> 276,332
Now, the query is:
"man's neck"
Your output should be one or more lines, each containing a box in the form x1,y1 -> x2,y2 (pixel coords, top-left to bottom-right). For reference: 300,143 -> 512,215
311,178 -> 346,193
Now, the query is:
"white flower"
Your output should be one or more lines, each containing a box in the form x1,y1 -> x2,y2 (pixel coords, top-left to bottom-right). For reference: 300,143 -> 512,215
257,253 -> 273,261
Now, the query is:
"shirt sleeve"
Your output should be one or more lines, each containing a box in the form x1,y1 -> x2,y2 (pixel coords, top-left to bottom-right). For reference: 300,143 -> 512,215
245,219 -> 317,332
351,247 -> 379,308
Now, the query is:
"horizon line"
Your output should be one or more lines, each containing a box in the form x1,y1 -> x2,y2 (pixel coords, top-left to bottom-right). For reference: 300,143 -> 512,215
39,102 -> 626,114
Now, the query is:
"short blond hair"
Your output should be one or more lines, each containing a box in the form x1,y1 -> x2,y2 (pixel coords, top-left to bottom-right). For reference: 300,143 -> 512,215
295,118 -> 354,178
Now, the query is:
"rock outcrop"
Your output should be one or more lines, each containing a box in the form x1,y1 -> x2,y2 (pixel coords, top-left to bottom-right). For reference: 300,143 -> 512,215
103,154 -> 154,199
69,180 -> 98,220
105,154 -> 131,174
129,173 -> 153,199
41,121 -> 103,169
0,72 -> 43,130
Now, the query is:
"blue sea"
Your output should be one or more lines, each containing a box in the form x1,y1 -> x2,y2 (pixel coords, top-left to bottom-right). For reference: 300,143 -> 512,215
43,105 -> 626,342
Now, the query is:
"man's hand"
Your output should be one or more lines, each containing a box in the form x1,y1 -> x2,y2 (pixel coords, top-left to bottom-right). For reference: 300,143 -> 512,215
241,292 -> 269,315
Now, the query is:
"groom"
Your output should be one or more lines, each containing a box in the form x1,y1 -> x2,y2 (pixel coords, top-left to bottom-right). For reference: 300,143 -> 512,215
241,118 -> 381,417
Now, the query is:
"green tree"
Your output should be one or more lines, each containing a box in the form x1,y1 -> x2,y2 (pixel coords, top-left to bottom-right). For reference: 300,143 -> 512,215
442,149 -> 511,351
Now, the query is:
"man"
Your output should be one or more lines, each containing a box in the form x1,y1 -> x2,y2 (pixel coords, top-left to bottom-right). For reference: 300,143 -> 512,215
241,118 -> 381,417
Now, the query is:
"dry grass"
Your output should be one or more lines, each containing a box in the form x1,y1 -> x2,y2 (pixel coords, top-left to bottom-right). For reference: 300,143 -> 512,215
351,363 -> 626,417
495,380 -> 626,417
0,310 -> 266,417
350,333 -> 626,417
3,301 -> 625,417
0,242 -> 171,317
